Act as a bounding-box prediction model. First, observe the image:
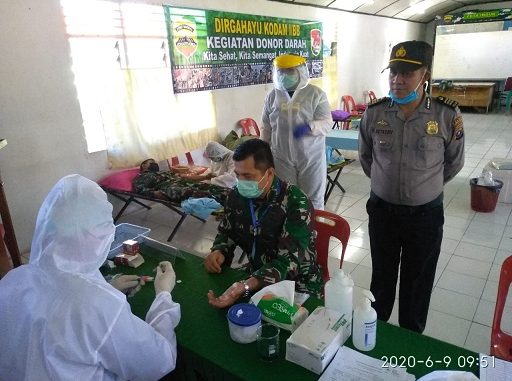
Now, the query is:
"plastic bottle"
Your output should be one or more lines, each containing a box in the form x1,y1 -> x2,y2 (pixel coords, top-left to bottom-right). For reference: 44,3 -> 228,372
352,290 -> 377,351
324,269 -> 354,325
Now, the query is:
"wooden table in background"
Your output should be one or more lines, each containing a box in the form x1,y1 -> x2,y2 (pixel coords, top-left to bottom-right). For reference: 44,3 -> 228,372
431,82 -> 495,113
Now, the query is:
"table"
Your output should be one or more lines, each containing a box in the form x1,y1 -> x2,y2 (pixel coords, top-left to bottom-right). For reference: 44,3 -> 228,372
431,82 -> 495,113
326,129 -> 359,151
103,245 -> 479,381
324,159 -> 354,202
324,130 -> 359,203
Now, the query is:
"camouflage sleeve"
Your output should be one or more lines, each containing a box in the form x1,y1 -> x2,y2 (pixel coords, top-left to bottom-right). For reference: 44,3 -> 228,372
252,185 -> 323,297
210,191 -> 237,266
133,173 -> 157,197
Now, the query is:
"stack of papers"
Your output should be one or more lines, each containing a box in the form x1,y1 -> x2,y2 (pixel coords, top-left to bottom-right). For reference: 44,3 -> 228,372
479,353 -> 512,381
319,346 -> 414,381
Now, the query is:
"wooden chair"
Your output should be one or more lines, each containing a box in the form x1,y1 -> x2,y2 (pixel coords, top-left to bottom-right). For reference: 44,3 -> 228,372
490,255 -> 512,361
313,209 -> 350,283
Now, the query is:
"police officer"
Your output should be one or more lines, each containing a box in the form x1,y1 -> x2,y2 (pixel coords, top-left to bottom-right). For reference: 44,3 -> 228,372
359,40 -> 464,333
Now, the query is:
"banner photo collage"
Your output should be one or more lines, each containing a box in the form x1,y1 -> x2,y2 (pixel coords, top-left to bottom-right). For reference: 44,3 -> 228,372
164,6 -> 323,93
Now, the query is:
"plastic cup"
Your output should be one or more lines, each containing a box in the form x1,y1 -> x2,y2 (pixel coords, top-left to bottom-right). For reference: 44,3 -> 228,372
256,323 -> 280,361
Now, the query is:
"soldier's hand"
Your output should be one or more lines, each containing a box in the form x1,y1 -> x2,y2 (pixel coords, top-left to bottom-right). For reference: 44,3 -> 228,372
204,250 -> 225,273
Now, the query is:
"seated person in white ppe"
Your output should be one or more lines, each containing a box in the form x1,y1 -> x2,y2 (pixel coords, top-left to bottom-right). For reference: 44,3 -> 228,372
0,174 -> 180,381
261,53 -> 332,210
179,141 -> 237,189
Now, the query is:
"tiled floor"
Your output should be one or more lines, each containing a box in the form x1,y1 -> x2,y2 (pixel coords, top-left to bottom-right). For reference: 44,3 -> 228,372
111,110 -> 512,355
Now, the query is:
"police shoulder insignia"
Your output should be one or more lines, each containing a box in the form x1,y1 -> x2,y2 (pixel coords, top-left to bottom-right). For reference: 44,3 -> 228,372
452,115 -> 464,141
368,97 -> 390,108
435,96 -> 459,109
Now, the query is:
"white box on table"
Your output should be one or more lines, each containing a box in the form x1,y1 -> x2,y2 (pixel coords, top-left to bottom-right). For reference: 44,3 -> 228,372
285,306 -> 351,375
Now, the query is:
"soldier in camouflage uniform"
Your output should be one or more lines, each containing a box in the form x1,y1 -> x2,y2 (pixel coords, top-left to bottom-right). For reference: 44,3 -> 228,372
204,139 -> 323,308
133,159 -> 228,204
359,41 -> 464,333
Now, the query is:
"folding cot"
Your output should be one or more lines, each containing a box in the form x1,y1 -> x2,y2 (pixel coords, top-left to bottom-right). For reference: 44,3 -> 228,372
98,168 -> 207,242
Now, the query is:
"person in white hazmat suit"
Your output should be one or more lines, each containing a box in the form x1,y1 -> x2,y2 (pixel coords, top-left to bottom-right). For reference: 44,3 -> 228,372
204,141 -> 237,188
261,53 -> 333,210
0,174 -> 180,381
183,141 -> 237,189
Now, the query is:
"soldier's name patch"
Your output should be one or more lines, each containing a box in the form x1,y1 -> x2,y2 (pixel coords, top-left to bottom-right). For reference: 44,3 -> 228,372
425,120 -> 439,135
452,116 -> 464,140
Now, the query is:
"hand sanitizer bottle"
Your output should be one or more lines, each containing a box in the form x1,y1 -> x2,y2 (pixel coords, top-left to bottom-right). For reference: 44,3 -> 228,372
324,269 -> 354,327
352,290 -> 377,351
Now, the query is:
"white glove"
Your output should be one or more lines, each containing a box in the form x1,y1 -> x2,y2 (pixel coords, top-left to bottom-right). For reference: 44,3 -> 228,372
154,261 -> 176,294
109,274 -> 144,297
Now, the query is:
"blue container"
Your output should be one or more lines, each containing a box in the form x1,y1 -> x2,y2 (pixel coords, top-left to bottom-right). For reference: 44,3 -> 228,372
227,303 -> 262,343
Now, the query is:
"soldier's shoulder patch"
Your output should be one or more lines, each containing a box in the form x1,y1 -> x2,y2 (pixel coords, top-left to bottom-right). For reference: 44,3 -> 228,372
435,96 -> 459,109
452,115 -> 464,141
368,97 -> 390,108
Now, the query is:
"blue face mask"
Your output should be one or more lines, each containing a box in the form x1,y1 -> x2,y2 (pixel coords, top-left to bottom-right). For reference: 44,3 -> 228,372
388,89 -> 419,104
236,171 -> 268,199
388,73 -> 426,105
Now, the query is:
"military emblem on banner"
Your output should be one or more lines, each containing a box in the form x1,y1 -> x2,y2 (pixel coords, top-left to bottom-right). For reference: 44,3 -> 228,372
310,29 -> 321,57
425,120 -> 439,135
173,20 -> 198,59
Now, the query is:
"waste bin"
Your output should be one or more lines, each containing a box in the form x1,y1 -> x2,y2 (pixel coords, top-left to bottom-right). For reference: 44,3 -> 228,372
470,178 -> 503,212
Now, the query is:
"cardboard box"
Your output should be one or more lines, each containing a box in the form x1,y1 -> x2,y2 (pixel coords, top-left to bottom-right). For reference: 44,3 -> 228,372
122,239 -> 140,255
285,306 -> 351,374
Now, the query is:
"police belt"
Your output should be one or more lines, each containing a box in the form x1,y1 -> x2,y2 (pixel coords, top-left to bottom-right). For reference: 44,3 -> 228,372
370,192 -> 443,216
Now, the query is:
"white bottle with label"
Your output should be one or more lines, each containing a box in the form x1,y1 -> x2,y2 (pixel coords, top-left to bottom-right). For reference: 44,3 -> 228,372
324,269 -> 354,325
352,290 -> 377,351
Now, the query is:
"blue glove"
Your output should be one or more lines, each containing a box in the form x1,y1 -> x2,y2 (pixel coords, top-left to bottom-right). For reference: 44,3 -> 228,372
293,123 -> 311,139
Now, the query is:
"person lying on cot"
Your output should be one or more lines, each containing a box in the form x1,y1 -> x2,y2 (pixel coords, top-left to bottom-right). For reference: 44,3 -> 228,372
133,158 -> 229,204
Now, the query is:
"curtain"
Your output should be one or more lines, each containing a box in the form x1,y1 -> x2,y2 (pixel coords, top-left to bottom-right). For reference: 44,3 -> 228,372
99,68 -> 217,168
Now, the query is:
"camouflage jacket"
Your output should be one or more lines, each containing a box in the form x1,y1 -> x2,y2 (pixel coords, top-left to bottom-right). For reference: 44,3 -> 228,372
133,171 -> 228,204
211,175 -> 323,297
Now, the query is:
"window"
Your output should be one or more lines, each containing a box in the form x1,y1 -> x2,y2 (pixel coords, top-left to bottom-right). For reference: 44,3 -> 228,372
61,0 -> 216,166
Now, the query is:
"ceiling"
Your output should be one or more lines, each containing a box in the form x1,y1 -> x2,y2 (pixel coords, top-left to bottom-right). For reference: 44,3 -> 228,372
268,0 -> 510,23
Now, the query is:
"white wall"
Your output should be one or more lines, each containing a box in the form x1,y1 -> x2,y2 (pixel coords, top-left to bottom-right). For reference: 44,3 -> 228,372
0,0 -> 424,253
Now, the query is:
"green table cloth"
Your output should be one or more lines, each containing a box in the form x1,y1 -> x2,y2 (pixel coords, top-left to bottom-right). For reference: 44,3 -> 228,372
102,244 -> 479,380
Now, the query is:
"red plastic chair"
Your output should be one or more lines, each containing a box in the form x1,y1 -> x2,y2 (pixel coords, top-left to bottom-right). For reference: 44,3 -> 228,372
313,209 -> 351,283
368,90 -> 377,102
168,152 -> 194,168
341,95 -> 364,130
490,255 -> 512,361
238,118 -> 260,137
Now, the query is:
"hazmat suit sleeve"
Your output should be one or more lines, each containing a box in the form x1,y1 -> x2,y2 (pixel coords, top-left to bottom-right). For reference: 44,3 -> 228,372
261,92 -> 273,143
251,185 -> 323,297
96,293 -> 180,381
308,90 -> 333,137
358,112 -> 373,178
